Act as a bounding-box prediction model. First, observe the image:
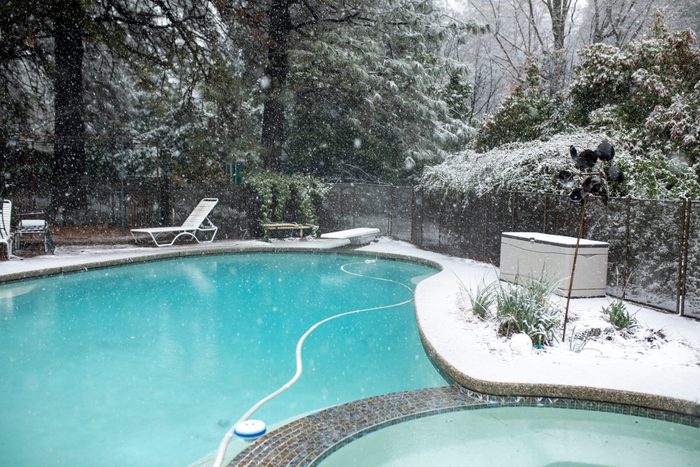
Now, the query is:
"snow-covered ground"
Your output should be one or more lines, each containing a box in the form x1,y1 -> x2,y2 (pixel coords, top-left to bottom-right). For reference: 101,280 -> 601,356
359,238 -> 700,408
2,237 -> 699,409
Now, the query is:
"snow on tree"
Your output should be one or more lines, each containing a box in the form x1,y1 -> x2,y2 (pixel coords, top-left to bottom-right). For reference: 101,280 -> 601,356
571,13 -> 700,170
474,58 -> 570,152
220,0 -> 483,180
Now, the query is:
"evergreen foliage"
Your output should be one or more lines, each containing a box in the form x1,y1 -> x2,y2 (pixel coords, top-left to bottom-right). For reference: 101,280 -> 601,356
283,1 -> 481,182
570,14 -> 700,166
2,0 -> 485,190
245,173 -> 329,228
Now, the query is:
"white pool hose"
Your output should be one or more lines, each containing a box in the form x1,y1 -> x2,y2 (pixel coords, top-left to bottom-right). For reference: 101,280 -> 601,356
212,260 -> 415,467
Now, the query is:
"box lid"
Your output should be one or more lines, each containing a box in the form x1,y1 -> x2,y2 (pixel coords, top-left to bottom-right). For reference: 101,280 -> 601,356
502,232 -> 609,248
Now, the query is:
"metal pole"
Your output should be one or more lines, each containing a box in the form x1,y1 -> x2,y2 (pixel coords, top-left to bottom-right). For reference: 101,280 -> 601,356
120,143 -> 126,234
562,198 -> 586,342
623,197 -> 631,299
678,198 -> 691,316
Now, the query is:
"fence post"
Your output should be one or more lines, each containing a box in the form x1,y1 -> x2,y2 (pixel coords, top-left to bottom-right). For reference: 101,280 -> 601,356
622,197 -> 632,299
388,185 -> 394,236
543,194 -> 548,233
677,198 -> 691,316
411,188 -> 423,247
119,143 -> 126,233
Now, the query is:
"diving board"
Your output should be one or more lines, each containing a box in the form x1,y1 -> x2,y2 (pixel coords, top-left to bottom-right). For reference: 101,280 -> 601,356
320,228 -> 380,246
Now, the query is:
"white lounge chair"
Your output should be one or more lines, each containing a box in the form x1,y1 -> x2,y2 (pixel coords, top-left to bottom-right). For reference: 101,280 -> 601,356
1,199 -> 13,258
130,197 -> 219,247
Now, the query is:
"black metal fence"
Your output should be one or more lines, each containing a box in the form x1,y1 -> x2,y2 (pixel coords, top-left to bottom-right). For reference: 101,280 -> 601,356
319,183 -> 699,320
8,179 -> 699,318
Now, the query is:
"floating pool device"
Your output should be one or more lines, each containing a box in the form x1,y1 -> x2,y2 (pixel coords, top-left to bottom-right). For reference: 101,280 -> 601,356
234,419 -> 267,442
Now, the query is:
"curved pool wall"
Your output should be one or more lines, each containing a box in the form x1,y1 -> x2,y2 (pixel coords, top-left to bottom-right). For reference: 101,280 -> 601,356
4,242 -> 696,417
0,251 -> 445,467
230,387 -> 700,466
319,405 -> 700,467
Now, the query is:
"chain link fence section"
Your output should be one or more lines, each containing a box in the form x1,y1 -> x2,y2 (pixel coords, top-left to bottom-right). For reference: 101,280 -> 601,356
683,202 -> 700,319
321,184 -> 697,318
319,184 -> 413,241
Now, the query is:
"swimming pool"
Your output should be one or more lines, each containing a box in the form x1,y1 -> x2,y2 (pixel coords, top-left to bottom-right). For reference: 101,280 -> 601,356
0,252 -> 445,466
319,406 -> 700,466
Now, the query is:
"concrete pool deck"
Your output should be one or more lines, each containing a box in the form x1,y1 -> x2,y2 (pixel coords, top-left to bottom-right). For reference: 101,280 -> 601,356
358,241 -> 700,415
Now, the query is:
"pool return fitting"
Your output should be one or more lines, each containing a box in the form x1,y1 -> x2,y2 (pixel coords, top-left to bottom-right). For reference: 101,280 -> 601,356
212,259 -> 415,467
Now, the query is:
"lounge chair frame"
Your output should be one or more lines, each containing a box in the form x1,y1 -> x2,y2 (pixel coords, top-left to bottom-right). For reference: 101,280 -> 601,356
15,210 -> 54,254
0,199 -> 12,258
130,198 -> 219,247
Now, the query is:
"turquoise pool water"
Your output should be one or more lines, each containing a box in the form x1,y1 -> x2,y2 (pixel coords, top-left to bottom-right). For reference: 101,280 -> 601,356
0,253 -> 444,467
320,407 -> 700,467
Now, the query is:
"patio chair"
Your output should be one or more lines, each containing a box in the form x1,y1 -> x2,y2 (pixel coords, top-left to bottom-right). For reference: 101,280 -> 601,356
0,199 -> 12,259
15,210 -> 54,254
130,197 -> 219,247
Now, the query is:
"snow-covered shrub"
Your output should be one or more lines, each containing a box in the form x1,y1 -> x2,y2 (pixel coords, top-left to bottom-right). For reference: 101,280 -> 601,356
613,149 -> 700,199
495,278 -> 560,346
421,132 -> 602,198
420,130 -> 700,200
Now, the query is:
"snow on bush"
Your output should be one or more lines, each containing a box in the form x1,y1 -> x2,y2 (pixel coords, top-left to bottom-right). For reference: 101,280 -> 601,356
420,130 -> 700,200
420,132 -> 602,197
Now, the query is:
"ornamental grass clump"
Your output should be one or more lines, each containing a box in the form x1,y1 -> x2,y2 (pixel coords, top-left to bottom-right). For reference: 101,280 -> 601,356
602,301 -> 637,330
464,282 -> 496,320
461,276 -> 561,346
495,277 -> 560,347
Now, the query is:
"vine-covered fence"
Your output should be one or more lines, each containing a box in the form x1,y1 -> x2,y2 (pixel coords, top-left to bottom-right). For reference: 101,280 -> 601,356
320,183 -> 700,319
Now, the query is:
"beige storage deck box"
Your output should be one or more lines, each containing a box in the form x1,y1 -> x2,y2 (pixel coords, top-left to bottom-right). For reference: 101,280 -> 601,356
499,232 -> 609,298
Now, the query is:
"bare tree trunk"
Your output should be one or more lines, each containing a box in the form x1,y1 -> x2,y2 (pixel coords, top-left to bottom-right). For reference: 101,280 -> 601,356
541,0 -> 573,93
260,0 -> 291,172
52,0 -> 86,217
550,0 -> 568,49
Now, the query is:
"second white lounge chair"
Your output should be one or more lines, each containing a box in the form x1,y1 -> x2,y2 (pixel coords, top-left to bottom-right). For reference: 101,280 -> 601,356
131,197 -> 219,247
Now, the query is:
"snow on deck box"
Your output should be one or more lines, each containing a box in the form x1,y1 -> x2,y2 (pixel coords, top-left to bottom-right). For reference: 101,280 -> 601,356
499,232 -> 609,298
